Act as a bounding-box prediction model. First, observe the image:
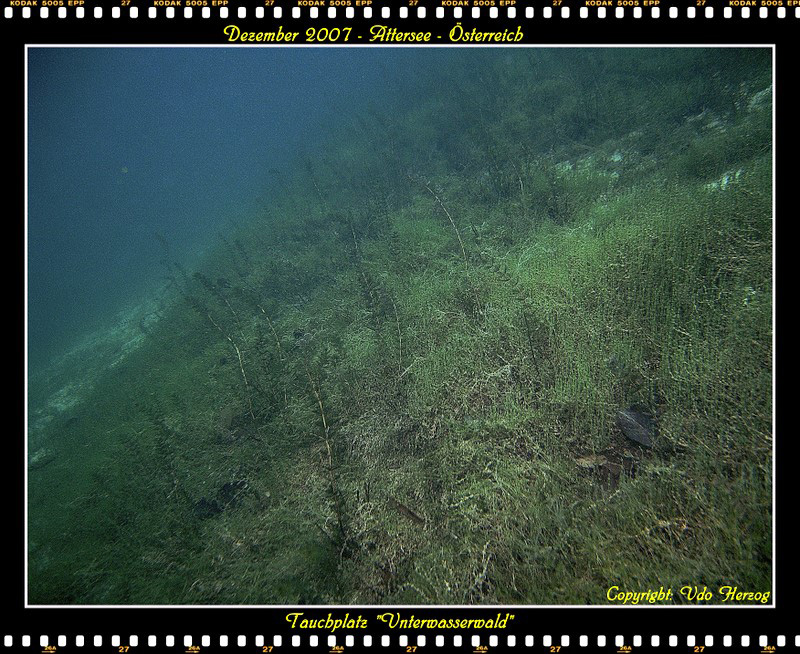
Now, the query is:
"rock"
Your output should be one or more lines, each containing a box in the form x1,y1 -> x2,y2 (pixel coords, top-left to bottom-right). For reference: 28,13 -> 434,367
616,408 -> 656,448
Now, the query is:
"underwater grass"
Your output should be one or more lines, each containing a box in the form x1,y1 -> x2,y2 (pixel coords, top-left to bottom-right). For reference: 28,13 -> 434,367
28,48 -> 772,605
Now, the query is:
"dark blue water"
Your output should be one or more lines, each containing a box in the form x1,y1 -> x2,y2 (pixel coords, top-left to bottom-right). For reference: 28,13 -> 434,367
27,46 -> 426,373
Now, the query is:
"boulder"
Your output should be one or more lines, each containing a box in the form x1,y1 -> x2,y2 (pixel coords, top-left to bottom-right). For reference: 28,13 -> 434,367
616,408 -> 656,448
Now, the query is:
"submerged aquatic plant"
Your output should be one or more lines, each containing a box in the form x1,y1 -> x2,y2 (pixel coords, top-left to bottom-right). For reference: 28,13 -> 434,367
28,48 -> 772,605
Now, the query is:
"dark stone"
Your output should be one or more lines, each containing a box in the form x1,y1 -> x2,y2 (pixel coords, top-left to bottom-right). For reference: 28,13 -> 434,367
616,408 -> 656,448
193,497 -> 222,520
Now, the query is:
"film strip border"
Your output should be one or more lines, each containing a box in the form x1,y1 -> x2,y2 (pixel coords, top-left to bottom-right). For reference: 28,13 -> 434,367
1,3 -> 798,19
2,634 -> 800,649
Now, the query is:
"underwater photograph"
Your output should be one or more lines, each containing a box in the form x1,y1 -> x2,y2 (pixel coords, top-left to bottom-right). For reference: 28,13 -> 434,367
27,46 -> 772,606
